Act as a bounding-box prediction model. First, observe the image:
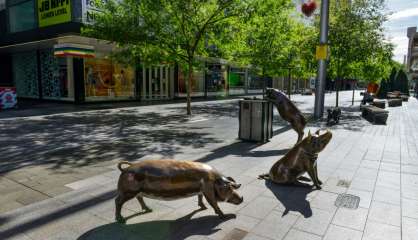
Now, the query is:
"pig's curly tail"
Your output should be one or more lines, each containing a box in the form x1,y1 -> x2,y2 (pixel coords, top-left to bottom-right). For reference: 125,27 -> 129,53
117,161 -> 132,172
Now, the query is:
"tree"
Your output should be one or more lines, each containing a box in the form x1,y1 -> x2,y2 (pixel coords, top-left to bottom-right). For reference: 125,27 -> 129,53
327,0 -> 393,107
396,69 -> 409,95
377,78 -> 388,99
83,0 -> 249,115
388,67 -> 397,92
221,0 -> 311,93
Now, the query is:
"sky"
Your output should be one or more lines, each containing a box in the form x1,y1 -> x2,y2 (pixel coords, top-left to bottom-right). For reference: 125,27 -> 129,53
385,0 -> 418,63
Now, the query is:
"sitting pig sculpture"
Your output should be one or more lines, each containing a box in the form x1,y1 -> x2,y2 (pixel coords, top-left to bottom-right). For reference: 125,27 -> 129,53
265,88 -> 307,143
259,130 -> 332,189
115,159 -> 243,223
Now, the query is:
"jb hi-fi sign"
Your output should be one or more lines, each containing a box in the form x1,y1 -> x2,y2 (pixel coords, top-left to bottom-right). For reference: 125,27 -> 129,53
38,0 -> 71,27
82,0 -> 108,24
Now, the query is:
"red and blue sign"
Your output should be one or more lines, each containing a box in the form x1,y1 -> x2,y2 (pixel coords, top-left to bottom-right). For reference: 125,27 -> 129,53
0,87 -> 17,110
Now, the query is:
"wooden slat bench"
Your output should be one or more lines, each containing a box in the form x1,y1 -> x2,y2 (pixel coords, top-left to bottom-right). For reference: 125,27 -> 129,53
361,105 -> 389,124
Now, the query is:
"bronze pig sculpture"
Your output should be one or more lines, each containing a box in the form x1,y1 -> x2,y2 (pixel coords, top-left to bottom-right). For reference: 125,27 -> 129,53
115,159 -> 243,223
259,130 -> 332,189
265,88 -> 307,143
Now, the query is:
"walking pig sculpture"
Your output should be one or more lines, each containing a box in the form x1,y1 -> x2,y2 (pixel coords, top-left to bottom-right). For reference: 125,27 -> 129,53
115,159 -> 243,223
265,88 -> 307,143
259,130 -> 332,189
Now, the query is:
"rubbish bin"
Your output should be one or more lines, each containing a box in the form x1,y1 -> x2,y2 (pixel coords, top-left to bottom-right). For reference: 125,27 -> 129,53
239,99 -> 273,142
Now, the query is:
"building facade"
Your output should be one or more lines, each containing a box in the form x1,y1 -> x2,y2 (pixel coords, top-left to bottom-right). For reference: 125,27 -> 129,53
407,27 -> 418,85
0,0 -> 270,104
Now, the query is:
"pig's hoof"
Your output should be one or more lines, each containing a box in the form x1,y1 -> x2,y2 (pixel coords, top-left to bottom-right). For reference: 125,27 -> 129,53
315,185 -> 322,190
199,204 -> 207,210
143,208 -> 152,213
318,180 -> 323,185
116,216 -> 126,224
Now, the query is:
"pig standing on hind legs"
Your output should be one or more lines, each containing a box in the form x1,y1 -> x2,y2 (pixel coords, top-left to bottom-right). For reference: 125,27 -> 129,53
265,88 -> 307,143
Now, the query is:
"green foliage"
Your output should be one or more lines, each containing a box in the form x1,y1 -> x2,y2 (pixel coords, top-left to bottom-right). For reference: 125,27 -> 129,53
388,67 -> 397,92
327,0 -> 393,84
377,78 -> 388,99
83,0 -> 249,115
396,69 -> 409,95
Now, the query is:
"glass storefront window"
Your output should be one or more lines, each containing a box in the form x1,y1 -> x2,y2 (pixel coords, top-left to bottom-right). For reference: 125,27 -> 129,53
205,63 -> 227,93
229,67 -> 246,88
0,0 -> 5,10
84,58 -> 135,101
178,67 -> 205,96
9,0 -> 36,33
12,51 -> 39,98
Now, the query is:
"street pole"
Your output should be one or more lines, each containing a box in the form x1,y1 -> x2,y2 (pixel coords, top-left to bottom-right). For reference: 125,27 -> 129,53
314,0 -> 330,119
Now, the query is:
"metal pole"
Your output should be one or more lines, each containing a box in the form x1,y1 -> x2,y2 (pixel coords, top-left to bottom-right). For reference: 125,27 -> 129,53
314,0 -> 330,119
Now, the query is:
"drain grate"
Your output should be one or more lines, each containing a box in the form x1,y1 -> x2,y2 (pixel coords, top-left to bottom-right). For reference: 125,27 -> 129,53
335,194 -> 360,209
222,228 -> 248,240
337,180 -> 351,188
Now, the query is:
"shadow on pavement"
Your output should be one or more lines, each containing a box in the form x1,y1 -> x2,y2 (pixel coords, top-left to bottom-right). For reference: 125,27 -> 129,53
264,180 -> 314,218
0,190 -> 117,239
77,210 -> 235,240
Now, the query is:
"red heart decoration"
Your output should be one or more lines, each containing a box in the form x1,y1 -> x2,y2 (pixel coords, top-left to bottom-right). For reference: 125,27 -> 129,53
301,1 -> 317,17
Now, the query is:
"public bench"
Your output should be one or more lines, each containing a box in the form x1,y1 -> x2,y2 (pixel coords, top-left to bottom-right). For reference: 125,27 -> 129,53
361,105 -> 389,124
372,100 -> 386,109
388,99 -> 402,107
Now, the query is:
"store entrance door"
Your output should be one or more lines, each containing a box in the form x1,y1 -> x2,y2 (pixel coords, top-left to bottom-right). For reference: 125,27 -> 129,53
141,65 -> 173,100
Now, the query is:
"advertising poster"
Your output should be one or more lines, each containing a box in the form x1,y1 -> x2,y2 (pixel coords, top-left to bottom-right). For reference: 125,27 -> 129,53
82,0 -> 108,24
0,87 -> 17,110
38,0 -> 71,27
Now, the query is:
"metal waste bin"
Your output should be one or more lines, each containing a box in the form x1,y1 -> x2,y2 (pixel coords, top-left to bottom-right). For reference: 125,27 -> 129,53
239,99 -> 273,142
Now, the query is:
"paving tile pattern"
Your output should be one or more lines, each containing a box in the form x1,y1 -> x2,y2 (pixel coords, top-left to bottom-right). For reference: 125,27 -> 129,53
1,92 -> 418,240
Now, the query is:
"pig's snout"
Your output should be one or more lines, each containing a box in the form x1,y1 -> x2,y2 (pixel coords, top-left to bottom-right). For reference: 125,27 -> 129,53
227,192 -> 244,205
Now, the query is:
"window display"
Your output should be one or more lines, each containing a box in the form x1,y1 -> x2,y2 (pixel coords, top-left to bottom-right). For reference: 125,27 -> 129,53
205,63 -> 227,93
84,58 -> 135,100
178,67 -> 205,95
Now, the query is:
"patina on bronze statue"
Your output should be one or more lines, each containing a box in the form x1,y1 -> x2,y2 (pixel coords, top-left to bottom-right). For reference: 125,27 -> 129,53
115,159 -> 243,223
259,130 -> 332,189
265,88 -> 307,143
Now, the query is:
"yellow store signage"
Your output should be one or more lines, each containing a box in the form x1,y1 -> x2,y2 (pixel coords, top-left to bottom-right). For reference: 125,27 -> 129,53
38,0 -> 71,27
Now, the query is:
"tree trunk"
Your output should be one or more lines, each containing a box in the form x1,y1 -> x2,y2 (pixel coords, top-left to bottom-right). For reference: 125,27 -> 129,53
336,78 -> 339,108
186,60 -> 193,116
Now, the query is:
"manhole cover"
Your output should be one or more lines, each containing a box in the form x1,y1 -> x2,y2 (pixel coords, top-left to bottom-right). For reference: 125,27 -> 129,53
337,180 -> 351,188
222,228 -> 248,240
335,194 -> 360,209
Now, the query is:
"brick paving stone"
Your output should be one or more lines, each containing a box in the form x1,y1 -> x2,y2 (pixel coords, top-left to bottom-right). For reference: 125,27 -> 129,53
293,207 -> 334,236
282,229 -> 322,240
332,207 -> 368,231
368,201 -> 401,227
402,217 -> 418,240
402,198 -> 418,219
251,210 -> 298,240
373,186 -> 401,205
323,224 -> 362,240
363,221 -> 401,240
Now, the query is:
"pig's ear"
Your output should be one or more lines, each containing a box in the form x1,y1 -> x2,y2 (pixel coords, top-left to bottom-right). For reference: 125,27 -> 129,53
306,130 -> 312,143
315,129 -> 320,135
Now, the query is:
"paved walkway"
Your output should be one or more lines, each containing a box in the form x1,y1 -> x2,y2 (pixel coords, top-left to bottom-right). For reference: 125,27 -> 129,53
1,91 -> 418,240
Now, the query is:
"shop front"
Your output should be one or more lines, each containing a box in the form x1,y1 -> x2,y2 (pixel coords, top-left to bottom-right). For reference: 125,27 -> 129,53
205,62 -> 228,97
228,67 -> 247,95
